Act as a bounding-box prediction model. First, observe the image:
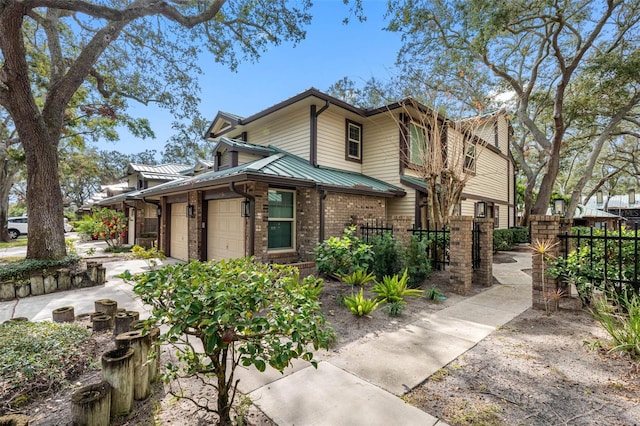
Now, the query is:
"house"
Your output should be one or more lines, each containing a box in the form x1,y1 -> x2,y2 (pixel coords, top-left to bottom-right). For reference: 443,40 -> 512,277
583,190 -> 639,228
103,88 -> 516,262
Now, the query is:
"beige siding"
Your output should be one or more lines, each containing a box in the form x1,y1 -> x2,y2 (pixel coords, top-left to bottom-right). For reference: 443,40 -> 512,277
246,107 -> 310,159
465,147 -> 510,205
220,150 -> 232,168
361,114 -> 402,186
316,110 -> 361,172
238,152 -> 263,165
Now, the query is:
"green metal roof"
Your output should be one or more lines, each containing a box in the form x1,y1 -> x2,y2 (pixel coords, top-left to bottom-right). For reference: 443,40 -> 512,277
136,149 -> 405,198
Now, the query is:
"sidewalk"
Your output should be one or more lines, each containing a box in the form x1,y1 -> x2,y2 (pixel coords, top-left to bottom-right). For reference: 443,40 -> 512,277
0,251 -> 532,425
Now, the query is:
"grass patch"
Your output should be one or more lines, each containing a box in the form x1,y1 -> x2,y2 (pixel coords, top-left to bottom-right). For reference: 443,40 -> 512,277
0,321 -> 94,414
446,400 -> 505,426
0,239 -> 28,249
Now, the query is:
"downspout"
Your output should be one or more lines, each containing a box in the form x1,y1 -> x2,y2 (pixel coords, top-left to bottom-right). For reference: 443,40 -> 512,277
229,182 -> 255,256
310,100 -> 330,167
319,189 -> 327,242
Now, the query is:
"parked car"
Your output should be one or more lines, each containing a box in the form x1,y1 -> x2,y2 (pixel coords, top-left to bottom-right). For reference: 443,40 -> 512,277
6,216 -> 73,239
6,216 -> 28,239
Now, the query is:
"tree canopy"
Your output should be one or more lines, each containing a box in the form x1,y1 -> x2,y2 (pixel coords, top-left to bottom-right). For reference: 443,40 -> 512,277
0,0 -> 313,259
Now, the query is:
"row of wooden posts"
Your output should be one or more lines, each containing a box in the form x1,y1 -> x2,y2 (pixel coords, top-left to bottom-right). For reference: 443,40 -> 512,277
51,300 -> 161,426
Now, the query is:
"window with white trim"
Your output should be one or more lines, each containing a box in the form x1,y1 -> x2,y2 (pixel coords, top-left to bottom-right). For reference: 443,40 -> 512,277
267,189 -> 295,250
346,120 -> 362,161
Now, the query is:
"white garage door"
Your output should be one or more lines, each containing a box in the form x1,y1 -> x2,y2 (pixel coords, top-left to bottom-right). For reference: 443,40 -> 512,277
170,202 -> 189,261
127,207 -> 135,246
207,199 -> 245,260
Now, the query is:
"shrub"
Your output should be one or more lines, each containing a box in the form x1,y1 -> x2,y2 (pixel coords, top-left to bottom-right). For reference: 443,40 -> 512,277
339,269 -> 376,287
369,232 -> 403,280
0,321 -> 92,413
510,227 -> 530,244
131,244 -> 166,270
403,235 -> 432,288
131,258 -> 334,424
314,226 -> 373,276
371,269 -> 424,305
591,291 -> 640,358
343,288 -> 381,316
0,255 -> 80,282
425,287 -> 444,302
75,208 -> 128,249
493,229 -> 514,251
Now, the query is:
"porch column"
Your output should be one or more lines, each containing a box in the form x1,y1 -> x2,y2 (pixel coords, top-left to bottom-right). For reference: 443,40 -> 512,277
530,215 -> 566,310
449,216 -> 474,295
473,218 -> 494,287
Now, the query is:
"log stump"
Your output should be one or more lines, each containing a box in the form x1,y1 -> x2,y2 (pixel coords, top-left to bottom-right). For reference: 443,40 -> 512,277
129,320 -> 145,331
94,299 -> 117,328
3,317 -> 28,324
148,327 -> 161,382
101,347 -> 135,417
92,315 -> 111,333
52,306 -> 75,323
126,310 -> 140,321
70,381 -> 111,426
114,312 -> 135,336
115,330 -> 151,400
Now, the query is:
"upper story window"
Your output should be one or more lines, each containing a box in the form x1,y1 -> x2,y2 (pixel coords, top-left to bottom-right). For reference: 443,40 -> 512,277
409,122 -> 427,166
464,142 -> 476,172
345,120 -> 362,162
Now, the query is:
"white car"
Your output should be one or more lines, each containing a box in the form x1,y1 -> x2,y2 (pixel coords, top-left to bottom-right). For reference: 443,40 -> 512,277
7,216 -> 28,239
6,216 -> 73,239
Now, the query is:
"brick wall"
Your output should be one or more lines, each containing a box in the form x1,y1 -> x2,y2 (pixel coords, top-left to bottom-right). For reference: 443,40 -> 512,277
530,215 -> 562,309
473,218 -> 494,287
323,193 -> 386,240
187,191 -> 203,261
449,216 -> 474,295
296,188 -> 319,262
391,215 -> 414,248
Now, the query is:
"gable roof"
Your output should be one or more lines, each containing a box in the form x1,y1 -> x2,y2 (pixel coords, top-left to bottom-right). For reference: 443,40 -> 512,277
214,137 -> 276,157
135,148 -> 405,199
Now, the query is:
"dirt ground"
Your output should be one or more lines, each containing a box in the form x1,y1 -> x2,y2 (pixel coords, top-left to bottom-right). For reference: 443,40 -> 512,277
10,253 -> 640,425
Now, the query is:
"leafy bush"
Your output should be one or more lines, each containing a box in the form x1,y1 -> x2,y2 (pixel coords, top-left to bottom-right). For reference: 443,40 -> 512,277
510,227 -> 530,244
339,269 -> 376,287
369,232 -> 403,280
0,321 -> 92,413
371,269 -> 424,305
131,244 -> 166,270
314,226 -> 373,276
131,257 -> 334,424
343,288 -> 381,316
493,229 -> 515,251
591,292 -> 640,358
403,235 -> 432,288
384,301 -> 405,316
0,255 -> 80,282
75,208 -> 128,249
426,287 -> 444,302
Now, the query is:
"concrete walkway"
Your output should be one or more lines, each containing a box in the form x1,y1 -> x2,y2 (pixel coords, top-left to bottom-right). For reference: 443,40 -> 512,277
0,250 -> 532,425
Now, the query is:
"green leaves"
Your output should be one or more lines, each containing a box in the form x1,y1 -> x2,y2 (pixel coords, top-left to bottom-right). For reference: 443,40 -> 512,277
371,269 -> 425,305
343,288 -> 381,317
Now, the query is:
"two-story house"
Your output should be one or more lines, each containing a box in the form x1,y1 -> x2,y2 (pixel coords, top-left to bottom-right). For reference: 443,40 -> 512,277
125,88 -> 515,263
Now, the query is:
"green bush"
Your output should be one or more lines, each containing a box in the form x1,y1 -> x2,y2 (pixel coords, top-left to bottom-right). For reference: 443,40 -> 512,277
403,235 -> 432,288
372,269 -> 424,306
493,229 -> 514,251
0,255 -> 80,282
0,321 -> 93,412
339,269 -> 376,287
314,226 -> 373,276
369,232 -> 403,280
343,288 -> 381,316
591,292 -> 640,358
510,227 -> 530,244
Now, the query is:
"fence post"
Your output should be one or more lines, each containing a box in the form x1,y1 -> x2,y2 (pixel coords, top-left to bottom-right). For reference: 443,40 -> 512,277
450,216 -> 474,295
530,215 -> 562,310
474,218 -> 494,287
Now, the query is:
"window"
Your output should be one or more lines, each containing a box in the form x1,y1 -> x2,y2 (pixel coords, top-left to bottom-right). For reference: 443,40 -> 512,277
408,123 -> 427,165
268,189 -> 295,250
464,142 -> 476,172
345,120 -> 362,162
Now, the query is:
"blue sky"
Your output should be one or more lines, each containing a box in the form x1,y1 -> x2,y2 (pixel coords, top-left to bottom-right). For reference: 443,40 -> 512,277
110,1 -> 403,156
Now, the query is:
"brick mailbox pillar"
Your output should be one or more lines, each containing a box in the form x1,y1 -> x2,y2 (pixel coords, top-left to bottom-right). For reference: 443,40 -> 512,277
530,215 -> 568,310
449,216 -> 474,295
473,218 -> 494,288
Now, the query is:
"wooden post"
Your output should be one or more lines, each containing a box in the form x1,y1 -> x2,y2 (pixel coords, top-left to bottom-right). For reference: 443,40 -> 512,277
115,330 -> 151,400
92,314 -> 111,333
70,381 -> 111,426
94,299 -> 117,328
52,306 -> 75,323
101,347 -> 135,417
126,310 -> 140,321
114,312 -> 135,336
148,327 -> 161,382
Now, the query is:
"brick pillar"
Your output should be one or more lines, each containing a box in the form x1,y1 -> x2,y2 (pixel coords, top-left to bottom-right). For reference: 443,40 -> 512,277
473,218 -> 494,287
449,216 -> 474,295
530,215 -> 562,310
188,191 -> 203,261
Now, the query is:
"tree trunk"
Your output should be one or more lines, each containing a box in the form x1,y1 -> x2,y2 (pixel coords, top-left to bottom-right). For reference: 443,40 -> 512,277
532,141 -> 562,215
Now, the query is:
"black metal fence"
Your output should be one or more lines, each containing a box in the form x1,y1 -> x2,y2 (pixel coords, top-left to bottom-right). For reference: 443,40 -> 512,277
409,225 -> 450,270
472,222 -> 481,270
359,220 -> 393,243
557,221 -> 640,296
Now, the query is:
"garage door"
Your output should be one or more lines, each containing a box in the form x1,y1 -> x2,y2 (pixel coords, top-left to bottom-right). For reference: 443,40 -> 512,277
127,208 -> 135,246
207,199 -> 245,260
170,202 -> 189,261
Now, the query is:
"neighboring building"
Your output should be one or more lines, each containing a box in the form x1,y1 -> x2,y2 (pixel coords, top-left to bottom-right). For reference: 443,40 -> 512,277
583,191 -> 639,228
99,88 -> 516,262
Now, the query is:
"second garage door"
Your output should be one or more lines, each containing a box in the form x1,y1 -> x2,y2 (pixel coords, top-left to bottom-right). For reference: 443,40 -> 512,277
207,198 -> 245,260
170,202 -> 189,261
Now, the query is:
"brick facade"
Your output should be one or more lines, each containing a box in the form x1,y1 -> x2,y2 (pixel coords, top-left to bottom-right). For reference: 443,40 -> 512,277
187,191 -> 204,261
391,215 -> 414,247
323,192 -> 386,239
449,216 -> 474,295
